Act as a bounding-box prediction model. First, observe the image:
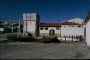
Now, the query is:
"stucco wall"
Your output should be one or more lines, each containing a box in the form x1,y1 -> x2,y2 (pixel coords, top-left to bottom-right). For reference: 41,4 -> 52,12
86,19 -> 90,46
27,21 -> 36,33
23,21 -> 36,36
40,27 -> 61,36
61,25 -> 84,36
40,27 -> 60,33
23,13 -> 36,20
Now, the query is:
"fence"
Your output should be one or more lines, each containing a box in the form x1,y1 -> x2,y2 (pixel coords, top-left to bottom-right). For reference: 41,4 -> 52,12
0,33 -> 23,41
57,35 -> 83,42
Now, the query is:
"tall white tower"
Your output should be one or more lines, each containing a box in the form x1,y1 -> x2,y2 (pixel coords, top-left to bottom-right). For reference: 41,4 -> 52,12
23,13 -> 40,36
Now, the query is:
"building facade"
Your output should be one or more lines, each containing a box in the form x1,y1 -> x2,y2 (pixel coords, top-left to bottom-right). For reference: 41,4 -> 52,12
23,13 -> 84,38
23,13 -> 40,36
40,22 -> 84,37
39,23 -> 61,36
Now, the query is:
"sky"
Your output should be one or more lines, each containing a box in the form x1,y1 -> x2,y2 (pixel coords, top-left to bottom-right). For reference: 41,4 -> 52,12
0,0 -> 90,23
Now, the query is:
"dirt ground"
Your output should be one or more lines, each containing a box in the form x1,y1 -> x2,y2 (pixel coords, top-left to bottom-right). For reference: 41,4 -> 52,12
0,40 -> 90,59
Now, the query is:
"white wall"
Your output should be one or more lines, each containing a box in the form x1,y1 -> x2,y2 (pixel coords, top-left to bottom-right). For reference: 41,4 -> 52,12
86,19 -> 90,46
23,13 -> 36,20
23,13 -> 37,36
40,27 -> 60,34
27,21 -> 36,33
61,25 -> 84,36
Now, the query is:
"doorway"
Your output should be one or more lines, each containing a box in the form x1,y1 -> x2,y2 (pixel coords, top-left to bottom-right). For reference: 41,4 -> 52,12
49,29 -> 55,36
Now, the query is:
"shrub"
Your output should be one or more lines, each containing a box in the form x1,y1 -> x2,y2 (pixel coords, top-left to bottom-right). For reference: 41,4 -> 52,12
7,34 -> 17,42
76,35 -> 83,41
43,37 -> 60,43
16,36 -> 36,42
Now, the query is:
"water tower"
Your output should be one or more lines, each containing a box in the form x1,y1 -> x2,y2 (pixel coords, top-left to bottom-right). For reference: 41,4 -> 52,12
23,13 -> 40,36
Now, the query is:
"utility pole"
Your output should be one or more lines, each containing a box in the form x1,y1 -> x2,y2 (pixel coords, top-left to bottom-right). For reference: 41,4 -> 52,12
18,18 -> 20,36
11,22 -> 13,33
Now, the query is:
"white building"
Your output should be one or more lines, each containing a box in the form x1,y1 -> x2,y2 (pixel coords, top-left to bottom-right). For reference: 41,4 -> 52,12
85,11 -> 90,46
39,23 -> 61,36
60,22 -> 84,37
23,13 -> 40,36
40,22 -> 84,37
23,13 -> 84,38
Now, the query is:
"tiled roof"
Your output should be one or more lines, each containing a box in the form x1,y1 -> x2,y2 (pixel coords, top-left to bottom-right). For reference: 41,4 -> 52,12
40,22 -> 80,27
40,23 -> 61,27
60,21 -> 80,25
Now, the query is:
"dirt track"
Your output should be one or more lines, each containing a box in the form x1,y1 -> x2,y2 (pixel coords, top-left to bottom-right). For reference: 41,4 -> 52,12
0,41 -> 90,59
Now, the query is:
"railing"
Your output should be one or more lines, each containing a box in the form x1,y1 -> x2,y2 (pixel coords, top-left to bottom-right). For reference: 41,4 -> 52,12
57,35 -> 83,42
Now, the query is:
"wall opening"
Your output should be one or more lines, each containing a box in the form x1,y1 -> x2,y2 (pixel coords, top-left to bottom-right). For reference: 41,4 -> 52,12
49,29 -> 55,36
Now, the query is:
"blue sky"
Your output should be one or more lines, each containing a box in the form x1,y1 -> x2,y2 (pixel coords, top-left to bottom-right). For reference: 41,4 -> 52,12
0,0 -> 90,23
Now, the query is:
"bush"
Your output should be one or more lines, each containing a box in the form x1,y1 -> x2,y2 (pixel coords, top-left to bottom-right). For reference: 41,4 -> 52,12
4,27 -> 11,33
7,34 -> 37,42
43,37 -> 60,43
49,38 -> 60,43
16,36 -> 36,42
7,34 -> 17,42
76,35 -> 83,41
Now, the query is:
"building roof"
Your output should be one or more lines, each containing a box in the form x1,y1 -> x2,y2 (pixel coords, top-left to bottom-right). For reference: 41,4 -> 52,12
40,23 -> 61,27
60,21 -> 80,25
40,22 -> 80,27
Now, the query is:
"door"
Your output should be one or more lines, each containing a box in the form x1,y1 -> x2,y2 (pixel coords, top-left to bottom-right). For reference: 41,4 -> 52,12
49,29 -> 55,36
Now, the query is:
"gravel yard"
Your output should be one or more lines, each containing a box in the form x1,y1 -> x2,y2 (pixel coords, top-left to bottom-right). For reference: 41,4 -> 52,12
0,41 -> 90,59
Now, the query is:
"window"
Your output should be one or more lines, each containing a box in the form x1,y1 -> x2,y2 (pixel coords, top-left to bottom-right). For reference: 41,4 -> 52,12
45,27 -> 48,30
69,25 -> 74,27
71,25 -> 74,27
56,27 -> 60,30
40,27 -> 43,30
78,25 -> 81,27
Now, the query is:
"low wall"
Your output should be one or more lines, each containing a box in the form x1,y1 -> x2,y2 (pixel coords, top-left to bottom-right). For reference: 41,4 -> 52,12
57,36 -> 83,42
40,33 -> 60,37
